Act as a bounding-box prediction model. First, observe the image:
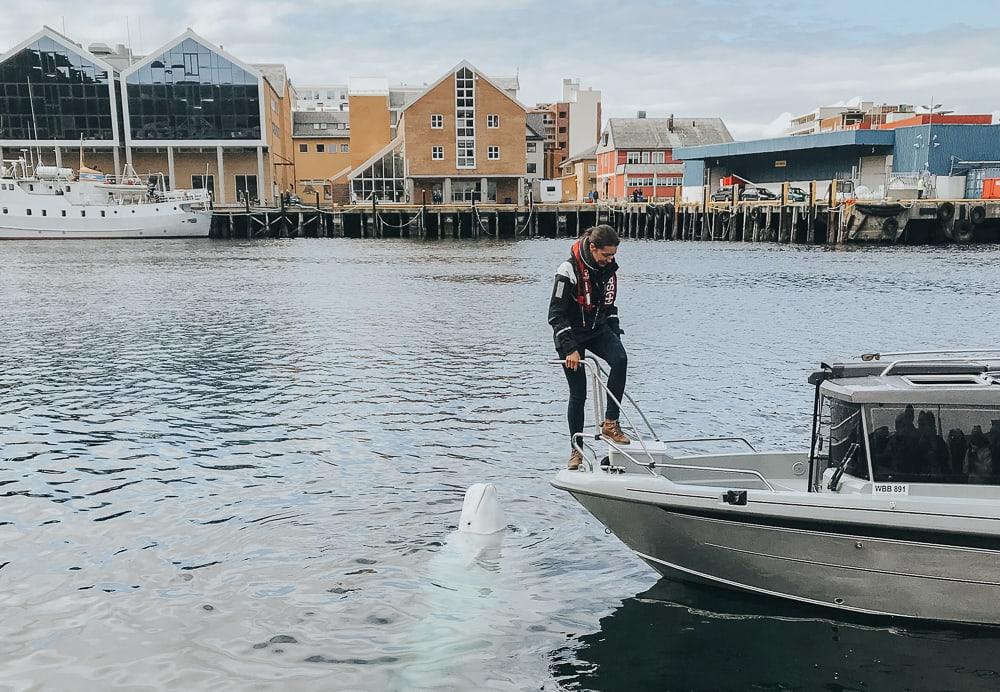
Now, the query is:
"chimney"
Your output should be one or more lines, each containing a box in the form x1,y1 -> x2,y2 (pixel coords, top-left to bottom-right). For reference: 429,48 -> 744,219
668,113 -> 674,131
637,110 -> 646,119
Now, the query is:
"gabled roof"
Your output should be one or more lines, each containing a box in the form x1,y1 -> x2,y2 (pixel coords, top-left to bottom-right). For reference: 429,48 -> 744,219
120,28 -> 262,82
1,25 -> 116,76
603,117 -> 733,150
559,144 -> 598,169
526,113 -> 547,139
402,60 -> 528,113
252,63 -> 289,98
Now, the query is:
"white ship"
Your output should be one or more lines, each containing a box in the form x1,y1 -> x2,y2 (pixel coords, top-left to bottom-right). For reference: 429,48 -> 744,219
0,157 -> 212,240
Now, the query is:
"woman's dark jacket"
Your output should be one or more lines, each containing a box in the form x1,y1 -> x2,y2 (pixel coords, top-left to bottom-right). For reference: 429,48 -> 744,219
547,241 -> 620,358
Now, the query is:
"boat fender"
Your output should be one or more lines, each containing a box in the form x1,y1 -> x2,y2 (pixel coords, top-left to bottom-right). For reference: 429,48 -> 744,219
954,220 -> 974,243
722,490 -> 747,506
936,202 -> 955,222
970,205 -> 986,225
457,483 -> 505,535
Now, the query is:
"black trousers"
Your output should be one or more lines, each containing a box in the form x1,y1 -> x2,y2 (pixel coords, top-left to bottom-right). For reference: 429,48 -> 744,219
562,326 -> 627,447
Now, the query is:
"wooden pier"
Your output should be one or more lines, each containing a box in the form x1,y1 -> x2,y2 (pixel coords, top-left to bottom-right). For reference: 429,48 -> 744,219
209,199 -> 1000,244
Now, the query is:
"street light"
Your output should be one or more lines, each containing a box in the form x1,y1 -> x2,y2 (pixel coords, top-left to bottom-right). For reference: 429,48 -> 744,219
920,100 -> 940,171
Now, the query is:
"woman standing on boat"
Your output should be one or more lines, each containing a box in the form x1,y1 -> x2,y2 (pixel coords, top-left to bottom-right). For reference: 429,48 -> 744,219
548,225 -> 630,470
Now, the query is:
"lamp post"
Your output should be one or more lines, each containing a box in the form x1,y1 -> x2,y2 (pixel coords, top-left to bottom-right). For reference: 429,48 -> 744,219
920,99 -> 941,174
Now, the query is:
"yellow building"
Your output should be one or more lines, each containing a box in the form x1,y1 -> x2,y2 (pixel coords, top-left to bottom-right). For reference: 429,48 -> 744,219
557,145 -> 598,202
292,79 -> 400,202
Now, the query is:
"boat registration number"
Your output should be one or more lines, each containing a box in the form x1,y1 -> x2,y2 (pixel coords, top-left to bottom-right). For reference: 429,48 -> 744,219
872,483 -> 909,496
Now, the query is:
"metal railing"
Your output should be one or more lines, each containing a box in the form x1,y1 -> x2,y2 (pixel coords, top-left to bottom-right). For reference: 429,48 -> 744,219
550,357 -> 774,489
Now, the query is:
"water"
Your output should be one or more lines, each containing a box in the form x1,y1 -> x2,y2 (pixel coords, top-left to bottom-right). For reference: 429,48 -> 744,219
1,238 -> 1000,691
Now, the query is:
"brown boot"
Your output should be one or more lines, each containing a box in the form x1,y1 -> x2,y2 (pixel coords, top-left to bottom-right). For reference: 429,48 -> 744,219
567,449 -> 584,470
601,419 -> 630,444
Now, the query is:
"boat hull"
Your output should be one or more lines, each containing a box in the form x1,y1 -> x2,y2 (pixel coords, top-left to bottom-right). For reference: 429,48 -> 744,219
568,487 -> 1000,625
0,209 -> 211,240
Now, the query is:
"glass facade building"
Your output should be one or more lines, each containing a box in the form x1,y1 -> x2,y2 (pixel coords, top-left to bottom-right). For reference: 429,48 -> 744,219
124,38 -> 262,141
0,36 -> 115,142
350,140 -> 406,202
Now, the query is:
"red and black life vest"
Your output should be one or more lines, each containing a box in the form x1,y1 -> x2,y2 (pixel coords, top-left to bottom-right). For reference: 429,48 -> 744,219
571,238 -> 617,315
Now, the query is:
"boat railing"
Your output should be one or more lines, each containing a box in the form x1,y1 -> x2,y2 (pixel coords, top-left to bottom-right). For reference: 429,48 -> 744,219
551,358 -> 659,472
859,350 -> 1000,378
552,358 -> 772,487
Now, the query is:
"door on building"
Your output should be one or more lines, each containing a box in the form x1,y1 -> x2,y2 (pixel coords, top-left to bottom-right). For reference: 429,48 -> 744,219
192,175 -> 216,201
236,174 -> 259,204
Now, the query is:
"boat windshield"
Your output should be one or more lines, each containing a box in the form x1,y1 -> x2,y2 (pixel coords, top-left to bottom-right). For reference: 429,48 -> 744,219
867,403 -> 1000,484
813,397 -> 868,487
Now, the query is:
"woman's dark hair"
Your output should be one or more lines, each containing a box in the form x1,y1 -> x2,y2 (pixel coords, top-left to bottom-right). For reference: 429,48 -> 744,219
586,224 -> 620,249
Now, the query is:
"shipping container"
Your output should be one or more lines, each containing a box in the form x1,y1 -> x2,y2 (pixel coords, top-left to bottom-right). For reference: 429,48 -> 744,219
982,178 -> 1000,200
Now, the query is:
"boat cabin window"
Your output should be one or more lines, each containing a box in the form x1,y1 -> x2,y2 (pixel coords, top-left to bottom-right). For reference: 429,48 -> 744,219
815,397 -> 868,483
867,404 -> 1000,484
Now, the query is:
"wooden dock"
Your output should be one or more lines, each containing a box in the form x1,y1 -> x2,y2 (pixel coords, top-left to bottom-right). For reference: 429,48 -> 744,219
209,199 -> 1000,244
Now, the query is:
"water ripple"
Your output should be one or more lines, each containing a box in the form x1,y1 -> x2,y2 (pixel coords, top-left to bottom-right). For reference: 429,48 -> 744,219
2,238 -> 1000,690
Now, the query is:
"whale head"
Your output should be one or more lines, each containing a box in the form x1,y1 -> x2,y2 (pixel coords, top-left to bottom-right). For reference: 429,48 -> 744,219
457,483 -> 505,535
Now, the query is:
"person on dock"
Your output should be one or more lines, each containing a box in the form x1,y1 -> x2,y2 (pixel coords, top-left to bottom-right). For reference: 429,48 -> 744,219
548,224 -> 630,470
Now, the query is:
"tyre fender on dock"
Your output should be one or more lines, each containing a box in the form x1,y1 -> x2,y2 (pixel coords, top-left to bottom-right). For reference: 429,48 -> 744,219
882,216 -> 899,237
970,205 -> 986,225
954,220 -> 975,243
937,202 -> 955,223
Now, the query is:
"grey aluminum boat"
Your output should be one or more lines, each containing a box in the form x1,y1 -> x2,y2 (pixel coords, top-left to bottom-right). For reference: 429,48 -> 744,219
552,351 -> 1000,625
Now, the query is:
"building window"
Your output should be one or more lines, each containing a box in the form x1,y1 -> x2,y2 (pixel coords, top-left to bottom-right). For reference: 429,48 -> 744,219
527,163 -> 537,174
527,142 -> 537,153
588,164 -> 597,173
487,114 -> 499,128
626,151 -> 641,164
558,126 -> 567,134
192,175 -> 216,199
317,144 -> 325,153
341,143 -> 349,152
299,143 -> 308,153
236,175 -> 258,202
652,151 -> 665,164
431,114 -> 444,128
183,52 -> 199,77
432,146 -> 444,160
455,67 -> 476,168
488,145 -> 500,160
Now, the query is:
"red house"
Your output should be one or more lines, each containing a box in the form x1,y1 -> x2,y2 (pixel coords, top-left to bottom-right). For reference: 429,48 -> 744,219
596,113 -> 732,201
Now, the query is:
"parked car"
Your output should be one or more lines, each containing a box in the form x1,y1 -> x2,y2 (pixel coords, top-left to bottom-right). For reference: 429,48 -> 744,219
740,187 -> 779,201
787,186 -> 808,203
711,187 -> 735,202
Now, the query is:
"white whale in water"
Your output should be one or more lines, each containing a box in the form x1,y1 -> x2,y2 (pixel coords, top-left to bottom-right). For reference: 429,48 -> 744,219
389,483 -> 528,691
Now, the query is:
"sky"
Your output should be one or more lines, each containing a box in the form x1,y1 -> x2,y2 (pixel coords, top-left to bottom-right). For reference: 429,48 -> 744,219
4,0 -> 1000,139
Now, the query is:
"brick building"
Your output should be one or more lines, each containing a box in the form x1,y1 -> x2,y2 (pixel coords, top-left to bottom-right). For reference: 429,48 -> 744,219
349,61 -> 528,204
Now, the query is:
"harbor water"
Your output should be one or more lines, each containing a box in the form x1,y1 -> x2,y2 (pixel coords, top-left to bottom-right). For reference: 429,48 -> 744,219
2,238 -> 1000,691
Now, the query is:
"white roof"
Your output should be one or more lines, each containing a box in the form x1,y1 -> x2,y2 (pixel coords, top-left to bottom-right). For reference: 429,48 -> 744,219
348,78 -> 389,96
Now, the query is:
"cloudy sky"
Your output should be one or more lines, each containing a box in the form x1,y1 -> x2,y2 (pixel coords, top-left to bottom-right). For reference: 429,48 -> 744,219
4,1 -> 999,138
